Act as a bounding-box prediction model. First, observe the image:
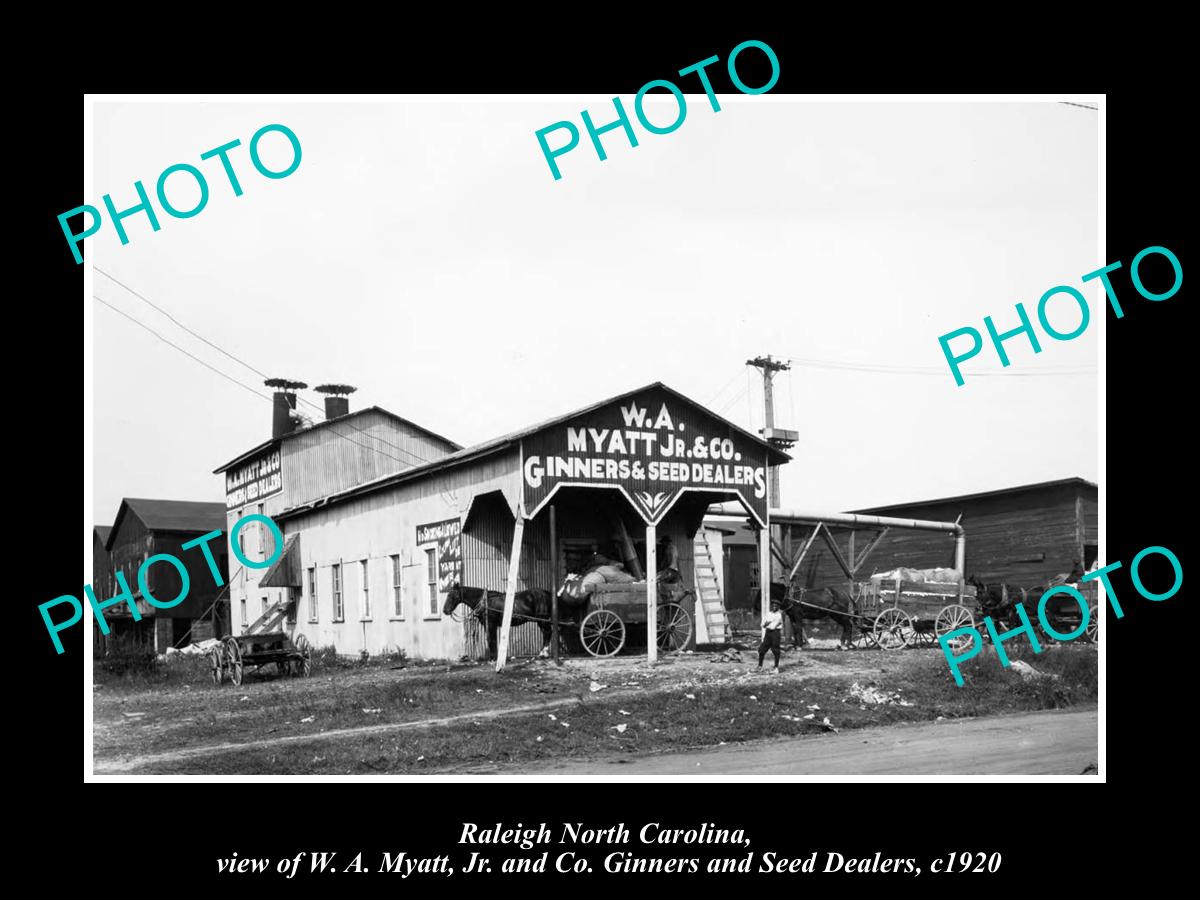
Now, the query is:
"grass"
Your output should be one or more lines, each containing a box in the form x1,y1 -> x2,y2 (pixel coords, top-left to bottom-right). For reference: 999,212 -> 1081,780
122,643 -> 1098,775
93,656 -> 571,758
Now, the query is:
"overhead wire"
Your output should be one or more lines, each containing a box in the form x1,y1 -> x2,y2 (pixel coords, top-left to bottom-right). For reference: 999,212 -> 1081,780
93,273 -> 446,468
786,356 -> 1095,378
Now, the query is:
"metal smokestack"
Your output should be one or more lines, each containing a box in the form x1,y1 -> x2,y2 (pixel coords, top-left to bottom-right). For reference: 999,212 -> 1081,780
315,384 -> 357,421
264,378 -> 308,438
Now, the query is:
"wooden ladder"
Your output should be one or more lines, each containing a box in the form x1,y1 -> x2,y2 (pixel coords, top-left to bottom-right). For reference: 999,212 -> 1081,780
693,534 -> 729,644
245,598 -> 290,636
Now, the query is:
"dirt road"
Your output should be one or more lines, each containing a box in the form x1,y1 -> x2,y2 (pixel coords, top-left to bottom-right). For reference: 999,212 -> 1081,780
517,708 -> 1098,776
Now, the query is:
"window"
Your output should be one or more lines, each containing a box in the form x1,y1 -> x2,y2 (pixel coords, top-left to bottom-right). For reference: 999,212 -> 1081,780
240,596 -> 247,630
307,567 -> 318,623
255,503 -> 265,561
426,547 -> 439,617
238,512 -> 248,559
331,563 -> 344,621
360,559 -> 372,620
391,554 -> 403,618
261,595 -> 269,618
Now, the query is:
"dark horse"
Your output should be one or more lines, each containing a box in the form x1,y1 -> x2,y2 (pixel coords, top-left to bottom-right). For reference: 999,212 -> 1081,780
443,585 -> 565,659
967,569 -> 1086,640
751,582 -> 857,649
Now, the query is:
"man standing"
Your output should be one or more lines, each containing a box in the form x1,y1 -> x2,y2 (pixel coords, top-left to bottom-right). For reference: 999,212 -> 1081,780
759,599 -> 784,672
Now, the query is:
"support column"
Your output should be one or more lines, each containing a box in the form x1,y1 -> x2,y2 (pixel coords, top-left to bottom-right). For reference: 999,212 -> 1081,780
646,523 -> 657,664
550,504 -> 560,666
495,514 -> 526,673
759,525 -> 772,618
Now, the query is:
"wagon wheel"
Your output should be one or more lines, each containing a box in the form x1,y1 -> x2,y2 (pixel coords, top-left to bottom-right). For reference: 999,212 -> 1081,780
935,604 -> 978,653
295,633 -> 313,676
224,636 -> 244,686
579,609 -> 625,657
873,608 -> 914,651
1086,603 -> 1098,643
657,601 -> 693,652
209,647 -> 224,685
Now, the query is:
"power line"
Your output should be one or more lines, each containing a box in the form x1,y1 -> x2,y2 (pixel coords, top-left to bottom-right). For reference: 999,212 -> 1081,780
97,268 -> 269,381
1059,102 -> 1098,111
704,370 -> 744,407
92,274 -> 443,468
717,384 -> 748,417
92,295 -> 439,472
94,296 -> 274,403
786,356 -> 1095,378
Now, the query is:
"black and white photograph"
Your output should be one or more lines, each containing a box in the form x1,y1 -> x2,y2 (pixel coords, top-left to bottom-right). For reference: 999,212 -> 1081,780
79,92 -> 1104,780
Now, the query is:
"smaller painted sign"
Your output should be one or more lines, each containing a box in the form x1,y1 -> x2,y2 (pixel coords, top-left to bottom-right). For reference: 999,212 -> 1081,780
416,518 -> 463,592
224,450 -> 282,510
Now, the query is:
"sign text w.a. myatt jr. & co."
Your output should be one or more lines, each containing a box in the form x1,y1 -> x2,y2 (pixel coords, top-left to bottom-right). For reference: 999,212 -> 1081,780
521,386 -> 773,525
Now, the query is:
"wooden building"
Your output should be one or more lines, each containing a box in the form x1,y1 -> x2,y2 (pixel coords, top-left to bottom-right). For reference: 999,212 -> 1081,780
216,383 -> 787,662
787,477 -> 1098,592
214,390 -> 462,642
101,498 -> 229,652
92,525 -> 112,653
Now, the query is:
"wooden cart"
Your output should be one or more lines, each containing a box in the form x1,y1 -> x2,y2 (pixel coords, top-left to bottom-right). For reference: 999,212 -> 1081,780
856,577 -> 975,651
210,631 -> 312,686
577,581 -> 694,657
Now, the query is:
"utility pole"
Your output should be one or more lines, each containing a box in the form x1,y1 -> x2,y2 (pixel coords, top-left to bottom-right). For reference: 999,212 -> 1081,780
746,355 -> 797,583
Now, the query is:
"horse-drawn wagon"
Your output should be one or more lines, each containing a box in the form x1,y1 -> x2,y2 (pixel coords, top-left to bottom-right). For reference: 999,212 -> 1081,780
855,576 -> 975,651
577,580 -> 695,657
209,631 -> 313,686
777,571 -> 974,651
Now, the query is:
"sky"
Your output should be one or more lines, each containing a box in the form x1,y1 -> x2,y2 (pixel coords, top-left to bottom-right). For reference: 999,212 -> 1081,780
91,98 -> 1098,527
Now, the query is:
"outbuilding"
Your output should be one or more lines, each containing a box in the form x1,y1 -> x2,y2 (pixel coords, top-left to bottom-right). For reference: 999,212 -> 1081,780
765,477 -> 1098,595
100,498 -> 229,652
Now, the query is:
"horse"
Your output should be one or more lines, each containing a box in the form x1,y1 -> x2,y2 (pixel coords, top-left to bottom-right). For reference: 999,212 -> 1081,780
966,574 -> 1025,628
442,584 -> 563,660
751,582 -> 857,649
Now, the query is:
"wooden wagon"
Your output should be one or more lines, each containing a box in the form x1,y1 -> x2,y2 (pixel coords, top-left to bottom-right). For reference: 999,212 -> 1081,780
210,631 -> 312,686
576,581 -> 694,657
855,577 -> 975,651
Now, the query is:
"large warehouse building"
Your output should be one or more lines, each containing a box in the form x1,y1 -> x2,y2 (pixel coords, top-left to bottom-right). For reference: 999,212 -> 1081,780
216,383 -> 787,662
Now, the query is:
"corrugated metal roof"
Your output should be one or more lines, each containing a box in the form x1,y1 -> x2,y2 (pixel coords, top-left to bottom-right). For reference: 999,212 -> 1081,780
213,406 -> 462,474
108,498 -> 227,549
276,382 -> 790,522
852,477 -> 1097,514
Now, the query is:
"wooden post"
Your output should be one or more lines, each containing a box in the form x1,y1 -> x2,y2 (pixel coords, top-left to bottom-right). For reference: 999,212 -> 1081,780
550,504 -> 560,666
759,525 -> 772,619
495,514 -> 526,673
646,523 -> 657,663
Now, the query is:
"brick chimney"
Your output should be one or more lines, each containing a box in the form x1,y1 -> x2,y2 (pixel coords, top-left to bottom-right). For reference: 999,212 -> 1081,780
315,383 -> 357,422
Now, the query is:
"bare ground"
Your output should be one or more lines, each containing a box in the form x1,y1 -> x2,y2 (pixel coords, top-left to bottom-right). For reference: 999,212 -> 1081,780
92,636 -> 1097,775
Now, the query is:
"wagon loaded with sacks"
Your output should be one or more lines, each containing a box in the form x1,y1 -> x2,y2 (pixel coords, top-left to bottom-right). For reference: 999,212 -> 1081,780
855,567 -> 975,651
778,566 -> 975,651
559,572 -> 694,657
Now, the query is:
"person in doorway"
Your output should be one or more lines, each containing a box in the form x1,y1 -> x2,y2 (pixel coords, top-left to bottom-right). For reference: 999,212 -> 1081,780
657,535 -> 681,584
759,599 -> 784,672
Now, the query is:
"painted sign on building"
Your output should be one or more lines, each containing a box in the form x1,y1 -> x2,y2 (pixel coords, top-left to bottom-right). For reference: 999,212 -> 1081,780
521,386 -> 772,525
224,449 -> 283,510
416,518 -> 463,592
